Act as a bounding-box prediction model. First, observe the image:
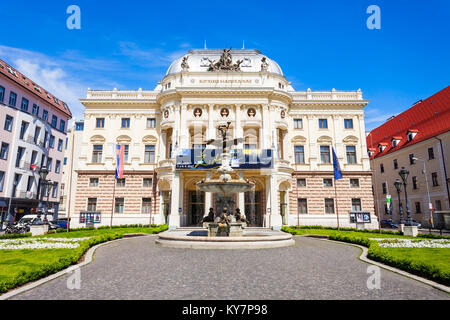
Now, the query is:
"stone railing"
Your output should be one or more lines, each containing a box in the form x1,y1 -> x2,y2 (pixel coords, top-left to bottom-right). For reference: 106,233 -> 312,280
292,89 -> 363,101
85,89 -> 158,100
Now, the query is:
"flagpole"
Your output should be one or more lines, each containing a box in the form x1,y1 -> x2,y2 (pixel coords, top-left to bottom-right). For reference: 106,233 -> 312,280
110,176 -> 116,229
334,180 -> 340,230
332,146 -> 341,230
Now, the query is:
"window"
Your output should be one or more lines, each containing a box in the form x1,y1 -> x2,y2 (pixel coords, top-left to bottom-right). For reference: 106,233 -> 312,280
64,157 -> 67,165
428,147 -> 435,160
115,198 -> 124,213
55,160 -> 61,174
21,98 -> 29,112
42,110 -> 48,121
294,146 -> 305,164
49,135 -> 55,149
319,119 -> 328,129
0,143 -> 8,160
350,178 -> 359,188
4,115 -> 13,131
121,118 -> 130,128
96,118 -> 105,128
143,178 -> 153,188
294,119 -> 303,129
52,183 -> 58,198
43,131 -> 49,147
116,178 -> 126,187
297,178 -> 306,188
346,146 -> 357,164
320,146 -> 330,164
19,121 -> 29,140
34,127 -> 41,144
15,147 -> 25,168
144,145 -> 155,163
142,198 -> 152,214
9,92 -> 17,107
59,120 -> 66,132
92,145 -> 103,163
435,200 -> 442,211
351,198 -> 362,211
393,159 -> 398,170
325,198 -> 335,214
0,171 -> 5,192
415,202 -> 422,214
0,86 -> 4,102
89,178 -> 99,187
32,104 -> 39,115
124,145 -> 129,163
380,163 -> 384,173
432,172 -> 439,186
382,182 -> 387,194
58,139 -> 63,152
65,138 -> 68,150
147,118 -> 156,128
51,115 -> 57,128
47,157 -> 53,171
323,178 -> 333,187
87,198 -> 97,211
31,151 -> 38,166
412,176 -> 418,189
75,122 -> 84,131
41,154 -> 46,169
409,154 -> 415,165
298,198 -> 307,214
344,119 -> 353,129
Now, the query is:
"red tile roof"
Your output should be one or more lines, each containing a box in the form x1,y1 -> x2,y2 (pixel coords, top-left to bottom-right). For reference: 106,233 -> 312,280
0,58 -> 72,118
367,86 -> 450,159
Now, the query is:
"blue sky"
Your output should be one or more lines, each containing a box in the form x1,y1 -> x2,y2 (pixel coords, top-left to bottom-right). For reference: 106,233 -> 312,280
1,0 -> 449,129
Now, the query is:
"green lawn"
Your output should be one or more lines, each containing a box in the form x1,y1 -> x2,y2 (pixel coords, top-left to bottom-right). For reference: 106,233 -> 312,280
282,226 -> 450,287
0,224 -> 168,294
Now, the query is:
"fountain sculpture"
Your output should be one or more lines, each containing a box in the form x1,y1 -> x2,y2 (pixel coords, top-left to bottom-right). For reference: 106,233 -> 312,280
196,122 -> 254,236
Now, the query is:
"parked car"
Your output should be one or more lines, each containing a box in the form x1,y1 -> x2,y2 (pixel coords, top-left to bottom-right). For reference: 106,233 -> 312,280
400,219 -> 422,227
380,219 -> 398,229
47,221 -> 61,230
55,218 -> 70,229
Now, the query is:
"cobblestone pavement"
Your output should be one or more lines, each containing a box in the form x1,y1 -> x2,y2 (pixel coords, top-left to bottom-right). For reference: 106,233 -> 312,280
11,236 -> 450,300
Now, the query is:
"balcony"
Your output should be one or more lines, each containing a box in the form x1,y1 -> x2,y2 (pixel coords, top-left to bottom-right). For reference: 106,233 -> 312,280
158,159 -> 175,169
17,191 -> 38,200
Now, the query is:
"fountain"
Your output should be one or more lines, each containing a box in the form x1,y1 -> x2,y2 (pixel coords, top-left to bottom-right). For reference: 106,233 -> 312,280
196,122 -> 254,237
155,122 -> 295,249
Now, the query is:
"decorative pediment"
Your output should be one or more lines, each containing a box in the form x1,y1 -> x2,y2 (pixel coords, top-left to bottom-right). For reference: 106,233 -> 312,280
317,135 -> 333,143
291,135 -> 307,143
343,135 -> 359,143
142,135 -> 158,143
90,135 -> 105,143
116,135 -> 132,144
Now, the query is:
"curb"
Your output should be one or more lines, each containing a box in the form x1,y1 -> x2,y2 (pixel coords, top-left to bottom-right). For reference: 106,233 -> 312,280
303,236 -> 450,294
0,234 -> 155,300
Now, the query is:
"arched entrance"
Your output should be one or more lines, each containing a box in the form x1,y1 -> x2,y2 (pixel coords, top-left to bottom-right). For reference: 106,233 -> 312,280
185,178 -> 205,226
244,179 -> 265,227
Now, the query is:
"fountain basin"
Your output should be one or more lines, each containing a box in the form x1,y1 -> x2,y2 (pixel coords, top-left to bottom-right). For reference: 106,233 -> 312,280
196,179 -> 254,194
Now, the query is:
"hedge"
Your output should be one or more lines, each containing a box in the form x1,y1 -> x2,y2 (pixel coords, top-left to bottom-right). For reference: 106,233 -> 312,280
0,233 -> 32,240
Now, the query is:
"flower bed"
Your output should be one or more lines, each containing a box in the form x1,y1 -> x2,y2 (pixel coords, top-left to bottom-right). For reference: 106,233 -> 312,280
0,238 -> 90,250
369,238 -> 450,248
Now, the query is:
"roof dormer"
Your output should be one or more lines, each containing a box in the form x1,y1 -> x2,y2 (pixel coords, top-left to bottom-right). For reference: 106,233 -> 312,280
391,136 -> 402,148
407,129 -> 418,142
378,143 -> 388,153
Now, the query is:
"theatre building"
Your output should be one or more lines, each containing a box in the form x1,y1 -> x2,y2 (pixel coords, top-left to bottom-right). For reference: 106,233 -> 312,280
71,48 -> 378,229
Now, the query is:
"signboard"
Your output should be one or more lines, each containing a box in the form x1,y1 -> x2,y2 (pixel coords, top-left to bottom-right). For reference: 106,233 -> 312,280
80,212 -> 101,224
349,211 -> 371,223
176,149 -> 273,170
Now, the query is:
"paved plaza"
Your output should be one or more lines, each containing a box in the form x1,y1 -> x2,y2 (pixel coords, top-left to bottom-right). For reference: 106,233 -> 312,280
11,236 -> 449,300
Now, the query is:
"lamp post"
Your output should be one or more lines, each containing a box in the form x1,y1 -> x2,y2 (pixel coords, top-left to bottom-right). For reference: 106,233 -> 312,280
394,179 -> 404,222
413,157 -> 434,229
38,166 -> 54,224
398,167 -> 413,226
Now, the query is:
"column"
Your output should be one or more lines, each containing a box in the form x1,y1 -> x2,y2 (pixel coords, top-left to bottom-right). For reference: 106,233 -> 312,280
238,171 -> 245,211
206,104 -> 215,148
160,131 -> 167,161
173,105 -> 181,158
180,104 -> 188,149
262,104 -> 270,149
204,172 -> 212,217
269,173 -> 282,230
169,171 -> 181,229
235,105 -> 243,148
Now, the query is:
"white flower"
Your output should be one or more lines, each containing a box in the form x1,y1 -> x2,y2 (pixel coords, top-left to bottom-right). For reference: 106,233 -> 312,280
368,238 -> 450,248
0,238 -> 88,250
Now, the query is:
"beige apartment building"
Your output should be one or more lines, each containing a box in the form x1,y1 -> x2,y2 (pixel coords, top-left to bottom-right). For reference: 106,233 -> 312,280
367,86 -> 450,229
65,48 -> 378,229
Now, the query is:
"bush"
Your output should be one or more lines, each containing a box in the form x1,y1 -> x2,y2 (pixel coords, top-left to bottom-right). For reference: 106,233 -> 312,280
0,233 -> 32,240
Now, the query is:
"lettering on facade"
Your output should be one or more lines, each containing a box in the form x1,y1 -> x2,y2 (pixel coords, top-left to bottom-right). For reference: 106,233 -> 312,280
199,79 -> 252,84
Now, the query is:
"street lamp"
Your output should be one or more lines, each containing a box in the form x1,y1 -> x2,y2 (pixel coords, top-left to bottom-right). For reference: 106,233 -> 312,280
394,179 -> 404,222
398,167 -> 413,226
413,157 -> 434,229
38,166 -> 53,224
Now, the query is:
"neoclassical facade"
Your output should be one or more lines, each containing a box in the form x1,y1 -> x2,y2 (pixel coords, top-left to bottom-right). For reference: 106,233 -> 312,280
71,48 -> 378,229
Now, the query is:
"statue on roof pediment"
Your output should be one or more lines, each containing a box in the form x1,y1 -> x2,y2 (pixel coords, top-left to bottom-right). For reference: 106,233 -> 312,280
208,47 -> 242,72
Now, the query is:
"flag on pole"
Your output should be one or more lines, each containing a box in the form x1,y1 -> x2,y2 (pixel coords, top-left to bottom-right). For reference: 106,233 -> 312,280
332,147 -> 343,180
115,145 -> 124,179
